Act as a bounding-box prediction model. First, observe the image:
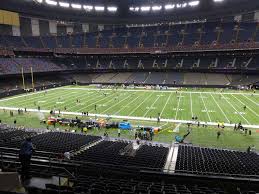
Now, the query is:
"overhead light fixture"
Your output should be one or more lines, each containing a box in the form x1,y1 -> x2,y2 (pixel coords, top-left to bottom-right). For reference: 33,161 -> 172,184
165,4 -> 175,10
107,6 -> 117,12
45,0 -> 57,6
71,3 -> 82,9
134,7 -> 140,11
59,2 -> 69,8
188,1 -> 200,6
140,6 -> 151,12
34,0 -> 43,3
182,3 -> 187,8
83,5 -> 93,11
95,6 -> 105,11
152,5 -> 162,11
214,0 -> 224,2
176,4 -> 182,8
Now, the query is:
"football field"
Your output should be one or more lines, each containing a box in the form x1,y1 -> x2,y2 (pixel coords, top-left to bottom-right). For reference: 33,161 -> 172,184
0,86 -> 258,127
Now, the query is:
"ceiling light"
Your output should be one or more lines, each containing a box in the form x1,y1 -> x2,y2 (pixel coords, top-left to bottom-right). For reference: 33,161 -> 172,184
83,5 -> 93,11
182,3 -> 187,8
45,0 -> 57,6
59,2 -> 69,8
71,3 -> 82,9
188,1 -> 200,6
140,6 -> 151,12
107,6 -> 117,12
152,5 -> 162,11
165,4 -> 175,10
95,6 -> 105,11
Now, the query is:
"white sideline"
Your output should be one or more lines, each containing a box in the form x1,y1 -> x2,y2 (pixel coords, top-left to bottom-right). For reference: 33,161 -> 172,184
0,87 -> 60,102
61,87 -> 259,96
0,106 -> 259,129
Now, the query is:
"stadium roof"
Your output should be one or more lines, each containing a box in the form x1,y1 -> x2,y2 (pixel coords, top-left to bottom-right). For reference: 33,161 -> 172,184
0,0 -> 258,24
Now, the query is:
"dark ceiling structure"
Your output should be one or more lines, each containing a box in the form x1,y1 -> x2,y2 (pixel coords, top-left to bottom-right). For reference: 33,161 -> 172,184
0,0 -> 258,24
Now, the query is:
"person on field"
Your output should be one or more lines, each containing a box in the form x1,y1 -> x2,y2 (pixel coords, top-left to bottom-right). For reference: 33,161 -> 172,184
217,131 -> 221,140
118,128 -> 121,137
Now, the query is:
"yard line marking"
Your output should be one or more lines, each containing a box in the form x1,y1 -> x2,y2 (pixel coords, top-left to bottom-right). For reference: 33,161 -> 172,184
242,94 -> 259,106
0,87 -> 60,103
129,92 -> 154,116
160,92 -> 173,117
63,91 -> 104,111
101,92 -> 136,114
5,89 -> 73,108
114,93 -> 144,115
1,89 -> 65,107
190,93 -> 193,117
220,93 -> 250,125
210,93 -> 230,123
200,92 -> 211,122
231,94 -> 259,117
175,92 -> 182,120
33,89 -> 96,109
80,92 -> 119,112
41,90 -> 93,108
143,96 -> 161,117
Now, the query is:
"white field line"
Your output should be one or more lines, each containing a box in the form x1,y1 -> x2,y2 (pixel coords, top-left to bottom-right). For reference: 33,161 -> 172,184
101,92 -> 135,114
190,93 -> 193,117
0,88 -> 63,106
62,87 -> 259,96
0,87 -> 60,103
242,94 -> 259,106
129,92 -> 154,116
200,92 -> 211,122
78,92 -> 119,112
160,92 -> 173,118
34,90 -> 88,109
175,92 -> 182,120
220,93 -> 250,125
231,94 -> 259,117
1,106 -> 259,129
63,91 -> 105,111
210,93 -> 230,123
143,96 -> 161,117
20,88 -> 92,109
114,93 -> 143,115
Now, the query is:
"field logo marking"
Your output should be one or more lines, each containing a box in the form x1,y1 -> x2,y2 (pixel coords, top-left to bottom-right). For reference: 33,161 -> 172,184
173,108 -> 184,111
201,110 -> 215,113
234,112 -> 246,115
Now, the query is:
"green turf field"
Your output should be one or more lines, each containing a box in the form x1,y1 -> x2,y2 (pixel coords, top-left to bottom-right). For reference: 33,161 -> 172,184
0,86 -> 258,126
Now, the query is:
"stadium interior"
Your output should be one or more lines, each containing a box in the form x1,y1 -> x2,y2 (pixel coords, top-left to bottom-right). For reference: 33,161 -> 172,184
0,0 -> 259,194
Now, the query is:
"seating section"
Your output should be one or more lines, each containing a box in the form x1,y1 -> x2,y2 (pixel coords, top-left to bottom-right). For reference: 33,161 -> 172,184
176,145 -> 259,177
70,176 -> 228,194
73,140 -> 169,169
31,132 -> 101,153
0,58 -> 62,75
0,126 -> 37,148
0,22 -> 258,49
0,55 -> 258,76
